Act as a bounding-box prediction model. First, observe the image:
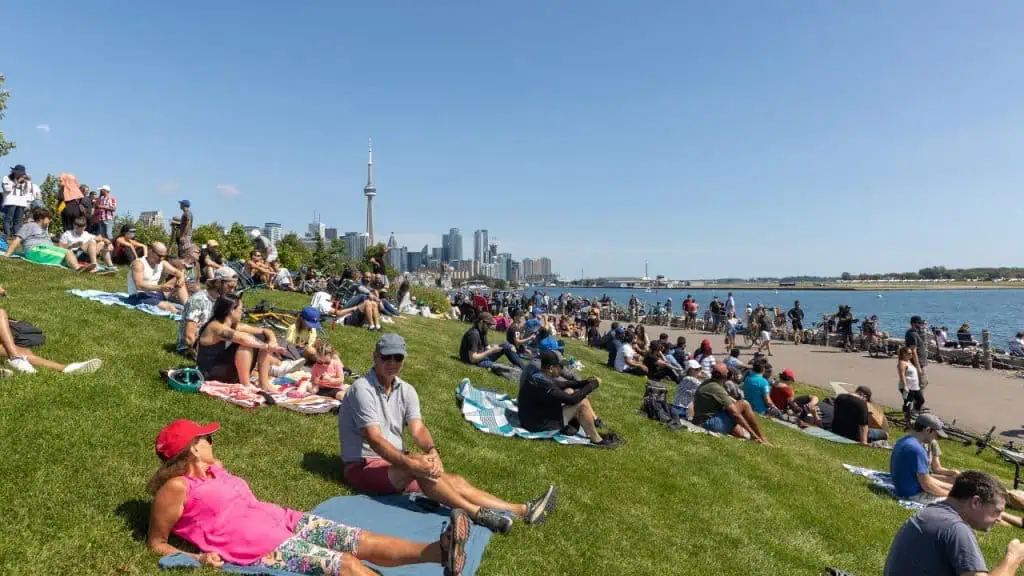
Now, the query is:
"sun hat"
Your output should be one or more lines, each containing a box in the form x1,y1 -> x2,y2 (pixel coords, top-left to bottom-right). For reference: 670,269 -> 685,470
213,267 -> 236,281
98,185 -> 111,192
206,239 -> 220,248
685,359 -> 701,370
155,419 -> 219,461
299,306 -> 323,330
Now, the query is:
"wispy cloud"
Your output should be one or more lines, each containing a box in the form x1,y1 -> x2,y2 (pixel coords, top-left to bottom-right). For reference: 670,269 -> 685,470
35,124 -> 50,133
156,181 -> 179,195
216,184 -> 240,197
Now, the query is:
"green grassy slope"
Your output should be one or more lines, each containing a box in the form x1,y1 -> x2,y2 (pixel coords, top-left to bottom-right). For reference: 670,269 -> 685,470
0,258 -> 1020,575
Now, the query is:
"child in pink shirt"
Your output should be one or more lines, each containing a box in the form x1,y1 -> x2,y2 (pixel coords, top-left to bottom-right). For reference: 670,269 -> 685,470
311,341 -> 348,400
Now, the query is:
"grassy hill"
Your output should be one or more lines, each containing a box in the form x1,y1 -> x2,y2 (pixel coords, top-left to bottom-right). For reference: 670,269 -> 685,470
0,258 -> 1020,575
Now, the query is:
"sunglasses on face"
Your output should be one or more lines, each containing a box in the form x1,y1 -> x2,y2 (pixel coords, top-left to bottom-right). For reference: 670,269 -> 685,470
380,354 -> 405,364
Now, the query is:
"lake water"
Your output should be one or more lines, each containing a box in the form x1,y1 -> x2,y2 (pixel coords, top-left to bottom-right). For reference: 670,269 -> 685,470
545,287 -> 1024,346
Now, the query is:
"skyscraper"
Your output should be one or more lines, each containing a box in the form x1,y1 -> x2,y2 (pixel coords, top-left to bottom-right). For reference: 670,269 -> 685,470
364,138 -> 376,246
448,228 -> 463,261
473,229 -> 488,263
324,228 -> 338,241
263,222 -> 283,244
539,257 -> 552,277
308,214 -> 325,241
441,233 -> 451,263
344,231 -> 369,261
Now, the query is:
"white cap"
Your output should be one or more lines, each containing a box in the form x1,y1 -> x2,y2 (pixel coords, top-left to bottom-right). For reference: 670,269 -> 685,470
99,185 -> 111,192
686,359 -> 701,370
249,229 -> 262,239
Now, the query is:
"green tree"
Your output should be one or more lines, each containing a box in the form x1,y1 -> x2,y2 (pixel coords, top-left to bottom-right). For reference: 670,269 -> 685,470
134,222 -> 170,247
276,233 -> 312,271
191,222 -> 225,248
40,174 -> 63,236
0,74 -> 15,158
221,223 -> 253,261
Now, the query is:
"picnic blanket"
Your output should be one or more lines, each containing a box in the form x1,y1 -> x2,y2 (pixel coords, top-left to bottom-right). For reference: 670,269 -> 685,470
772,419 -> 858,444
455,378 -> 591,445
842,464 -> 926,510
199,375 -> 340,414
487,363 -> 522,383
158,493 -> 494,576
67,289 -> 182,320
6,253 -> 117,273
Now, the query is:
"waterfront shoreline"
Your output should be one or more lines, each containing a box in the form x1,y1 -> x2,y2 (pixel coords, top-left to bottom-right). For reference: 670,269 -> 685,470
565,282 -> 1024,291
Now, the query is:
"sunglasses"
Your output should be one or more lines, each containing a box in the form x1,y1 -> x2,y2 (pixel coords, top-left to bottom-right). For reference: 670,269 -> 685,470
380,354 -> 405,363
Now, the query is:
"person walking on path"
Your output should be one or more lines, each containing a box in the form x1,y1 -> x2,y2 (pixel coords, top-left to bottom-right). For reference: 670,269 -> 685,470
906,315 -> 930,390
898,346 -> 924,425
787,300 -> 805,345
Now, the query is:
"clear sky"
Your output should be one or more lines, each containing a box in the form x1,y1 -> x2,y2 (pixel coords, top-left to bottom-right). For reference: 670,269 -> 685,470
4,2 -> 1023,279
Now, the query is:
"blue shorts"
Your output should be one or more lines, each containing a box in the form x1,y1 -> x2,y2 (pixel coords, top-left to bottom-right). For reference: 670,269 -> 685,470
702,411 -> 736,434
126,291 -> 166,307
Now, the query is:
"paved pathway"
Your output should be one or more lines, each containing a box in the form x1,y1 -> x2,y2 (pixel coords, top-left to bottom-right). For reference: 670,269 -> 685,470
600,321 -> 1024,440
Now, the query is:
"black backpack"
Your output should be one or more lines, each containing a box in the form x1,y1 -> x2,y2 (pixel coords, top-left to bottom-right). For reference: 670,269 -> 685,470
641,381 -> 682,429
10,320 -> 45,348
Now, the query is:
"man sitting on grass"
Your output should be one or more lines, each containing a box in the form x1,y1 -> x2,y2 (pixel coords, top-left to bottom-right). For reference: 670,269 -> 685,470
741,360 -> 773,415
692,363 -> 771,444
672,360 -> 703,421
890,414 -> 958,504
127,241 -> 188,312
518,350 -> 620,448
59,217 -> 113,268
769,369 -> 820,425
459,312 -> 525,369
832,385 -> 888,445
177,267 -> 237,356
341,334 -> 557,535
0,306 -> 102,375
613,332 -> 648,377
3,207 -> 96,273
505,311 -> 536,355
885,470 -> 1024,576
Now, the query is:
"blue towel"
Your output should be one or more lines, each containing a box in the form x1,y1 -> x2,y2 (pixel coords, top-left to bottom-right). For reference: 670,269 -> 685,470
842,464 -> 926,511
67,289 -> 182,321
159,494 -> 494,575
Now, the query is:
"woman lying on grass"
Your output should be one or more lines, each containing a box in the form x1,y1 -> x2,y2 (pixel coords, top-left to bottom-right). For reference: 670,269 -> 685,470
0,307 -> 101,375
147,420 -> 469,576
195,294 -> 303,392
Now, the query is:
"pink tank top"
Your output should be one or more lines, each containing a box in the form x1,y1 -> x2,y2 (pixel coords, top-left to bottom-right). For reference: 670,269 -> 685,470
172,465 -> 302,565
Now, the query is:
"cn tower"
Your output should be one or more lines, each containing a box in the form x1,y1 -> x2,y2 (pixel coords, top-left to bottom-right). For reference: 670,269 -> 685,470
364,138 -> 376,245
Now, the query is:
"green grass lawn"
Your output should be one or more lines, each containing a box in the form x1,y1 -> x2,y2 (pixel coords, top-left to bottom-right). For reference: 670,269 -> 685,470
1,258 -> 1022,575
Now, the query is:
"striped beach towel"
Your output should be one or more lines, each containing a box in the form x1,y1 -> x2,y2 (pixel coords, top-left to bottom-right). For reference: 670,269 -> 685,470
67,289 -> 182,320
455,379 -> 591,445
842,464 -> 926,510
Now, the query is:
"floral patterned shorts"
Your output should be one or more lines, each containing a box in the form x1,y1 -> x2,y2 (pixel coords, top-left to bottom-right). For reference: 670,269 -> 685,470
256,513 -> 363,575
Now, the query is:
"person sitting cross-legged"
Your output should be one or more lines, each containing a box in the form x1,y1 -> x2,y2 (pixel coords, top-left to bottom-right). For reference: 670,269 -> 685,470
459,312 -> 525,369
340,334 -> 557,535
147,419 -> 472,576
769,369 -> 820,425
2,207 -> 96,272
59,217 -> 113,268
518,350 -> 621,448
177,267 -> 238,357
890,414 -> 959,504
613,332 -> 648,377
884,470 -> 1024,576
0,307 -> 102,375
692,363 -> 771,444
128,241 -> 188,312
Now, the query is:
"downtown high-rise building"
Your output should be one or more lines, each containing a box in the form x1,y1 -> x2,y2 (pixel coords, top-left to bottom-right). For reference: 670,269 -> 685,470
324,228 -> 338,242
308,214 -> 325,241
448,228 -> 463,261
344,231 -> 369,261
473,229 -> 489,263
263,222 -> 283,244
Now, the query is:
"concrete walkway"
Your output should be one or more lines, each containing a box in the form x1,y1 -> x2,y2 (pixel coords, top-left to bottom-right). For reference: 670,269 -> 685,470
601,321 -> 1024,440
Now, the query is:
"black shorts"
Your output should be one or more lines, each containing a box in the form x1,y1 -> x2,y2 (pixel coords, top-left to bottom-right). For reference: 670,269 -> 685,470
791,321 -> 803,331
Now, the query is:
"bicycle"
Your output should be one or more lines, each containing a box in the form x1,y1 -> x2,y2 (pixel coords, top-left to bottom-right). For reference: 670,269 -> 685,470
243,300 -> 299,333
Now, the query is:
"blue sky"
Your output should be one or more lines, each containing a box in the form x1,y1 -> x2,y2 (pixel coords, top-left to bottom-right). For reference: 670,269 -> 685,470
4,1 -> 1023,279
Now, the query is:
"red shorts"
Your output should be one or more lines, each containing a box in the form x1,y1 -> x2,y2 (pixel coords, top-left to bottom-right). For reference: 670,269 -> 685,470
343,459 -> 421,495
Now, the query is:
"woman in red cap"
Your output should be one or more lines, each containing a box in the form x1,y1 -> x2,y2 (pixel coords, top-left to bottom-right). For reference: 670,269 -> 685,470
147,419 -> 470,576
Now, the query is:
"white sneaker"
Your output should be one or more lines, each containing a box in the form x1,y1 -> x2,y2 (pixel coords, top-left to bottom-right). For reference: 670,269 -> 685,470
63,358 -> 102,374
8,356 -> 37,374
271,358 -> 305,377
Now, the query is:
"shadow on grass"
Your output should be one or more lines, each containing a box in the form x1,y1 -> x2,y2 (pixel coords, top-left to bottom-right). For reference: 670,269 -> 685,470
302,451 -> 343,484
115,499 -> 150,542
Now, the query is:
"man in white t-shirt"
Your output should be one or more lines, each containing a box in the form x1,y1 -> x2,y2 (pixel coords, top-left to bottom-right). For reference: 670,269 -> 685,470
614,332 -> 648,377
59,217 -> 113,267
271,261 -> 292,290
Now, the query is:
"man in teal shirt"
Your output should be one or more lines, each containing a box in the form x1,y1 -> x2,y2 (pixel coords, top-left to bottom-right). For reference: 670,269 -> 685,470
742,361 -> 772,414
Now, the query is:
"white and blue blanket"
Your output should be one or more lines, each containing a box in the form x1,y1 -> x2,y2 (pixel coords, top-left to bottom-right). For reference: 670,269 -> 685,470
455,378 -> 591,445
842,464 -> 926,510
67,289 -> 182,321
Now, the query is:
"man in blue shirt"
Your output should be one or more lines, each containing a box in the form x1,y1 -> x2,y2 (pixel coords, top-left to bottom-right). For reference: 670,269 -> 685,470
890,413 -> 951,503
742,361 -> 772,414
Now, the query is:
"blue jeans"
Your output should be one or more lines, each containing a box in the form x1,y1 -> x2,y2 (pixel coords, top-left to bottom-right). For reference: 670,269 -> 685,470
345,293 -> 369,308
2,205 -> 25,238
867,428 -> 887,443
381,300 -> 399,317
477,342 -> 524,369
98,220 -> 113,240
702,411 -> 736,434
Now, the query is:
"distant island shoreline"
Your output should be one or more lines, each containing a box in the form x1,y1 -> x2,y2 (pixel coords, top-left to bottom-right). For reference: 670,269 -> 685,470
559,282 -> 1024,292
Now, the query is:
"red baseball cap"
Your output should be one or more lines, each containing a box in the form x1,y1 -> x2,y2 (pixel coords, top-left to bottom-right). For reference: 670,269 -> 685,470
711,362 -> 729,377
155,419 -> 219,461
781,369 -> 795,381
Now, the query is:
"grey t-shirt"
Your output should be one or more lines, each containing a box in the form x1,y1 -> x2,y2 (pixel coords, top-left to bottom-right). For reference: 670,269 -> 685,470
884,502 -> 987,576
339,370 -> 422,463
16,221 -> 54,251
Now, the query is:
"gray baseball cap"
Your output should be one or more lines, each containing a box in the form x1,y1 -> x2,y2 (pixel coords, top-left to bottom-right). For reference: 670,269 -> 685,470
915,413 -> 949,438
376,333 -> 407,357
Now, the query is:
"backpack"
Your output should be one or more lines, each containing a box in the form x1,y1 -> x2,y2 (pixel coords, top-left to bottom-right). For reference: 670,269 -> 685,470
10,320 -> 45,348
641,381 -> 682,429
